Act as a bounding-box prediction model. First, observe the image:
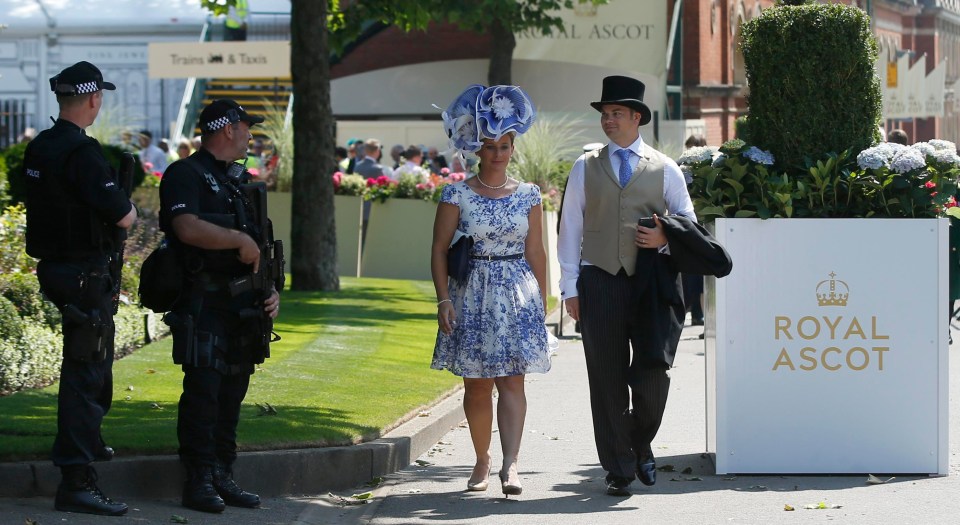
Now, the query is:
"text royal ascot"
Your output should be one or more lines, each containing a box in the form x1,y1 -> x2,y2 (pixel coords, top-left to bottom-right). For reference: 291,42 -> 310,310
771,316 -> 889,372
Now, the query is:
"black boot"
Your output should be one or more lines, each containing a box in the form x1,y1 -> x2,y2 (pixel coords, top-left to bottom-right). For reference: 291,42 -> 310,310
55,465 -> 128,516
182,464 -> 226,513
212,462 -> 261,508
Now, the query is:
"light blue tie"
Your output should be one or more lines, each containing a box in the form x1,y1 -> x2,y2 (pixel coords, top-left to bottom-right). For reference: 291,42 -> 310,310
616,148 -> 633,188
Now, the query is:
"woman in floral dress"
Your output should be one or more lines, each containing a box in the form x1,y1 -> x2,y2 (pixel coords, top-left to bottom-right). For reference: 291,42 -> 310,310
430,85 -> 551,497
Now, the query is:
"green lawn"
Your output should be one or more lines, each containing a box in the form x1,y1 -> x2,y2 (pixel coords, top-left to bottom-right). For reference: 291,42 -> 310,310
0,278 -> 460,460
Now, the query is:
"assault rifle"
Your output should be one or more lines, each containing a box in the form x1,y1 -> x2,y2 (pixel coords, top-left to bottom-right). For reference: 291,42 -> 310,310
228,181 -> 284,358
110,152 -> 135,313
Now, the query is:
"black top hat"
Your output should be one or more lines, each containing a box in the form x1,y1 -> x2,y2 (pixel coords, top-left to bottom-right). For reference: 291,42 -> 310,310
590,75 -> 652,126
199,99 -> 264,134
49,61 -> 116,96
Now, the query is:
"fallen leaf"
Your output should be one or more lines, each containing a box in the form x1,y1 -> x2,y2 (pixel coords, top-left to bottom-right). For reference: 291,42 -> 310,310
549,436 -> 559,440
150,402 -> 163,410
365,477 -> 384,487
437,441 -> 452,445
657,464 -> 676,472
722,476 -> 737,481
25,519 -> 39,525
867,474 -> 895,485
255,402 -> 278,416
748,485 -> 768,491
350,491 -> 373,500
681,467 -> 693,474
171,514 -> 189,523
407,488 -> 422,494
418,411 -> 431,417
784,504 -> 795,512
327,492 -> 369,506
124,395 -> 132,401
146,369 -> 156,374
415,459 -> 432,466
688,476 -> 702,481
126,385 -> 135,391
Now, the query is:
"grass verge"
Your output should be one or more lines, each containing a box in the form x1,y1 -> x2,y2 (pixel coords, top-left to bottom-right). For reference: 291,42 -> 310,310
0,277 -> 460,460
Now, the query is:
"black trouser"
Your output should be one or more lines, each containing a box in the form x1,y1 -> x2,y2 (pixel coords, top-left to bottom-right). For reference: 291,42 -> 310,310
577,266 -> 671,479
177,365 -> 251,467
682,272 -> 704,321
37,257 -> 115,468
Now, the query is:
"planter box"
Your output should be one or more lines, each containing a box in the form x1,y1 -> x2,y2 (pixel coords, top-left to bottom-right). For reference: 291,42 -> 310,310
360,199 -> 437,280
267,193 -> 363,277
705,218 -> 948,475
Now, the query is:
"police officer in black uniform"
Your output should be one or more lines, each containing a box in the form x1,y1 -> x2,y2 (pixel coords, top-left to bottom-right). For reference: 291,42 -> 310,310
159,99 -> 280,513
23,61 -> 137,516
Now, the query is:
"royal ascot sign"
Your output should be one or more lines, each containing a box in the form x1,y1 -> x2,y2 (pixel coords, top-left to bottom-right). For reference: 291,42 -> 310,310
513,1 -> 667,79
147,41 -> 290,79
706,218 -> 948,475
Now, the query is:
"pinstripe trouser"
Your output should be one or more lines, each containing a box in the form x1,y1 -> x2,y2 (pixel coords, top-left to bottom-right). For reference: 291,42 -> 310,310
577,265 -> 671,479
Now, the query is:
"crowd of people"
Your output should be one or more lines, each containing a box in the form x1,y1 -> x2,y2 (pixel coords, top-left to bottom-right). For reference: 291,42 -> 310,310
335,137 -> 461,182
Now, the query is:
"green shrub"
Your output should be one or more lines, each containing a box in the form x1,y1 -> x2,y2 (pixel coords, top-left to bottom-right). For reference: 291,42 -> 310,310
2,142 -> 28,206
0,295 -> 23,341
0,322 -> 61,394
0,272 -> 49,321
740,3 -> 881,169
0,205 -> 35,274
0,153 -> 9,208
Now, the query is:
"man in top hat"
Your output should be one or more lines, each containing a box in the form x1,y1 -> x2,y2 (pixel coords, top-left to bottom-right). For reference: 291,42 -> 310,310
159,98 -> 280,513
22,60 -> 137,516
557,75 -> 696,496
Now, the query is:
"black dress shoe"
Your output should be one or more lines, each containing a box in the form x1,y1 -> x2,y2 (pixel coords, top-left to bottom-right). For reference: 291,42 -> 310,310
604,474 -> 632,496
93,446 -> 114,462
636,458 -> 657,486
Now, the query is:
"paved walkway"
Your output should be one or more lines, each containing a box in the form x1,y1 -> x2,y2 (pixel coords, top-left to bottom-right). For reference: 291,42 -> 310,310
3,320 -> 959,524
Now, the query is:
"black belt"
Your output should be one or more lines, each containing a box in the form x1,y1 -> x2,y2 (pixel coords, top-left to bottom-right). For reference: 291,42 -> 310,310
470,253 -> 524,261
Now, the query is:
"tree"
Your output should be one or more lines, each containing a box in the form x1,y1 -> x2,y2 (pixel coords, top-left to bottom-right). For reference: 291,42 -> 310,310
202,0 -> 606,291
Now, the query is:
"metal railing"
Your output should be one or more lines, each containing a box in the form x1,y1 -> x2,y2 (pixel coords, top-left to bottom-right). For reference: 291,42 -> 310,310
173,21 -> 212,144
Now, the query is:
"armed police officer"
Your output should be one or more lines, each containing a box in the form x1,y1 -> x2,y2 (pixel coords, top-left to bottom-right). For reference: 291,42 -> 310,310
23,61 -> 137,516
159,99 -> 280,513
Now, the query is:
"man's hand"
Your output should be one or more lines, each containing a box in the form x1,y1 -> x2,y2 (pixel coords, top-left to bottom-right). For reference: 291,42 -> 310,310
237,233 -> 261,273
263,289 -> 280,319
564,297 -> 580,322
636,214 -> 667,249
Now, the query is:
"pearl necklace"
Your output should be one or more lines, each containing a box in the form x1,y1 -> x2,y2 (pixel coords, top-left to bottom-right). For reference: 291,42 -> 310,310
476,173 -> 509,189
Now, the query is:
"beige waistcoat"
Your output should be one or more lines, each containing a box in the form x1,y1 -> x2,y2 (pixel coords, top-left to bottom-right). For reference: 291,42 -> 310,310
581,145 -> 666,276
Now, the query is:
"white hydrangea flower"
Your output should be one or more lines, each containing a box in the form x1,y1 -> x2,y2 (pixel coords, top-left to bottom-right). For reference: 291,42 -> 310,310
678,146 -> 715,165
856,147 -> 887,170
889,148 -> 927,174
911,142 -> 935,159
874,142 -> 907,159
929,139 -> 957,151
932,149 -> 960,166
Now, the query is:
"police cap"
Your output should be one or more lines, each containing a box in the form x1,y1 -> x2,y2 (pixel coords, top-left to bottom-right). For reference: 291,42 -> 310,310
199,99 -> 264,134
49,61 -> 116,96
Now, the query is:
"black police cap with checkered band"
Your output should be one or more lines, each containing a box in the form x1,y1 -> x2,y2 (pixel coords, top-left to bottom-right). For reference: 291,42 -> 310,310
49,61 -> 116,96
198,99 -> 264,134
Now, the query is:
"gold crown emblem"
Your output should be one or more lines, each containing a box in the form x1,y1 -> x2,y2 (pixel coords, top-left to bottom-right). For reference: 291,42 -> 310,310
573,2 -> 598,16
816,271 -> 849,307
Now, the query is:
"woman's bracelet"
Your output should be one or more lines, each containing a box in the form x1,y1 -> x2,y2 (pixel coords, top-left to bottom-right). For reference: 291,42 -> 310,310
437,299 -> 452,306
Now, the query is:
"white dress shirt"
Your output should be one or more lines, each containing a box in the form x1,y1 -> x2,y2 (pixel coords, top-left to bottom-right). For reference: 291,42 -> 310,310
557,135 -> 696,300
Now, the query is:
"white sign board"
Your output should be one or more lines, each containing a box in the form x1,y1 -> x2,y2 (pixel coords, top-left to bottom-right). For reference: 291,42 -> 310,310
148,41 -> 290,79
708,218 -> 948,474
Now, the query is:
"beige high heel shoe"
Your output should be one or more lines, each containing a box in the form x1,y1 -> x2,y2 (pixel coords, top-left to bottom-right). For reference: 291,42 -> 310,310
467,467 -> 490,491
500,470 -> 523,496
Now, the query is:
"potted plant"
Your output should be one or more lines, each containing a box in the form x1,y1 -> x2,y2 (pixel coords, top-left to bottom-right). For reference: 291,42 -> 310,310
690,1 -> 953,475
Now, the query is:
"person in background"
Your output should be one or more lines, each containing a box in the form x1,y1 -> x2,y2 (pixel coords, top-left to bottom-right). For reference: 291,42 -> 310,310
354,139 -> 392,179
887,128 -> 910,145
138,130 -> 169,173
558,75 -> 696,497
426,146 -> 449,175
335,146 -> 349,172
394,144 -> 427,180
431,84 -> 549,497
176,139 -> 193,160
680,133 -> 707,327
389,144 -> 405,170
345,138 -> 362,174
224,0 -> 249,41
23,60 -> 136,517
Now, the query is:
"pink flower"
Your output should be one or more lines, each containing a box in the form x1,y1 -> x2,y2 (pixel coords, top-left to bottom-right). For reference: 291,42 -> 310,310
143,161 -> 154,171
948,196 -> 958,208
366,178 -> 377,187
376,175 -> 390,185
248,168 -> 260,177
925,181 -> 936,189
440,167 -> 450,175
332,172 -> 342,189
152,171 -> 163,178
548,188 -> 558,197
415,183 -> 425,190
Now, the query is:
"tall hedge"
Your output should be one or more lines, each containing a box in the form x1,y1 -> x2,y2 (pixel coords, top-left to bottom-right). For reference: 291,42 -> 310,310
740,3 -> 881,169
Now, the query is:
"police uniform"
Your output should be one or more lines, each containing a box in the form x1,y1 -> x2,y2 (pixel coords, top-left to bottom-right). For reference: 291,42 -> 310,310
24,61 -> 130,516
159,99 -> 268,513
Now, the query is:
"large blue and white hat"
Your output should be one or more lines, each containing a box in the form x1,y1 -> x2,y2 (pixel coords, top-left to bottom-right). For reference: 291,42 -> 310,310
441,84 -> 536,160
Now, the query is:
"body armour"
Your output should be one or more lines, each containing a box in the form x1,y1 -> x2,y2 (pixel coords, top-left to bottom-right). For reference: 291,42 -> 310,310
23,120 -> 114,259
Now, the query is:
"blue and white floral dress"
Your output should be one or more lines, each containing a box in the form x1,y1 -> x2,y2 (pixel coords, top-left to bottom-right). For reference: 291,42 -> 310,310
431,180 -> 551,378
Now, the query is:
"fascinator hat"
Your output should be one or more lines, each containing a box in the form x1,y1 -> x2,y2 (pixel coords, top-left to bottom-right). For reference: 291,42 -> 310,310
440,84 -> 536,162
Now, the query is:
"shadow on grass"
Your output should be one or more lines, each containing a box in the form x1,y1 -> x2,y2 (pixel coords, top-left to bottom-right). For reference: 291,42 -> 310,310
280,286 -> 436,330
0,395 -> 379,461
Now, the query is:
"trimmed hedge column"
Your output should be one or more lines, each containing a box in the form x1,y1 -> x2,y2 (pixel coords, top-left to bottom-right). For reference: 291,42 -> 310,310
740,2 -> 882,169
